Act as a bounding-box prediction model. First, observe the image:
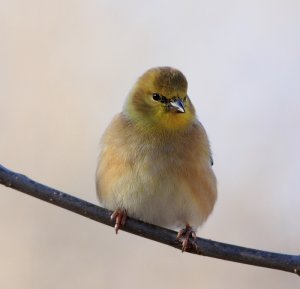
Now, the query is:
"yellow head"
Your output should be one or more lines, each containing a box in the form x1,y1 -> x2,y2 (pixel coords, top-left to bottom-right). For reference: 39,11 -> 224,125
124,67 -> 196,132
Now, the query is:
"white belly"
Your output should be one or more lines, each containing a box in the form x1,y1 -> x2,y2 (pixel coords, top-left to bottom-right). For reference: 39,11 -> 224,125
100,156 -> 209,230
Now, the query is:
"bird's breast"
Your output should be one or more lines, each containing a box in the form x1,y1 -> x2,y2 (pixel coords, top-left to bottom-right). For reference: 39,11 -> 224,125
97,116 -> 217,229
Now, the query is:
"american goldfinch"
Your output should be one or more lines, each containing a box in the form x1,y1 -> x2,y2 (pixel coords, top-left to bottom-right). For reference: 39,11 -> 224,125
96,67 -> 217,251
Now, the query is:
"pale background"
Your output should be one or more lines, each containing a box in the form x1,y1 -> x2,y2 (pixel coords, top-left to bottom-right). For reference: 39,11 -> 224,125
1,1 -> 300,288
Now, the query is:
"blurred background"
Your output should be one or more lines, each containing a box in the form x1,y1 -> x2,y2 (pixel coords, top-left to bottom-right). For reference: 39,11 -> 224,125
1,1 -> 300,288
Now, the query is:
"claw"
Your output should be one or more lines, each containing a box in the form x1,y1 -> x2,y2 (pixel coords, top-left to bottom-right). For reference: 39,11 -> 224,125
110,208 -> 127,234
177,225 -> 198,252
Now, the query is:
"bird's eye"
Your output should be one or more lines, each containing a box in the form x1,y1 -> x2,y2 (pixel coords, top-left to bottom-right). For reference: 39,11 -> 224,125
152,93 -> 161,101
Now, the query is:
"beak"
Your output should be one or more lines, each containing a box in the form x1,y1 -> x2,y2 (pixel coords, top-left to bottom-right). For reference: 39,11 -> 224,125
169,99 -> 185,113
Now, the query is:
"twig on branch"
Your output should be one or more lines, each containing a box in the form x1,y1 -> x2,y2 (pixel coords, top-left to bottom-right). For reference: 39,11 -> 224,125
0,164 -> 299,275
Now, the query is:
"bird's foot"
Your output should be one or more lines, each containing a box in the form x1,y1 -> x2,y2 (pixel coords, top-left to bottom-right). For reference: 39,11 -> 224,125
111,208 -> 127,234
177,225 -> 198,252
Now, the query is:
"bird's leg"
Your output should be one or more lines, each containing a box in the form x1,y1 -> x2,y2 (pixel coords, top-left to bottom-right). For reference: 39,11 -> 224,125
177,224 -> 198,252
110,208 -> 127,234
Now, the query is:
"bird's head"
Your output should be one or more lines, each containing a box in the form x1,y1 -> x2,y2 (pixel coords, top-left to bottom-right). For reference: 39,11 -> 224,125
124,67 -> 196,132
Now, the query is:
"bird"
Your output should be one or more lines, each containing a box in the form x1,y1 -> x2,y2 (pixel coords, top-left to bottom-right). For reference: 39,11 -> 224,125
96,67 -> 217,251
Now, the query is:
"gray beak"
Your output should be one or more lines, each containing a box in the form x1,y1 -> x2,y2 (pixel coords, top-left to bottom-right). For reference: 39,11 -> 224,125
169,99 -> 185,113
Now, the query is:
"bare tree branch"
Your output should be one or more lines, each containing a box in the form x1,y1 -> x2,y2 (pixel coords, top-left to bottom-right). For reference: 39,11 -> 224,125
0,164 -> 299,276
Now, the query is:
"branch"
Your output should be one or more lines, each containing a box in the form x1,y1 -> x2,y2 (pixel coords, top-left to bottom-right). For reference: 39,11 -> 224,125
0,164 -> 299,276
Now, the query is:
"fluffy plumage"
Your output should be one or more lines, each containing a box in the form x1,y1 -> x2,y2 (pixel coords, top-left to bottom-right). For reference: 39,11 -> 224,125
96,67 -> 217,248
